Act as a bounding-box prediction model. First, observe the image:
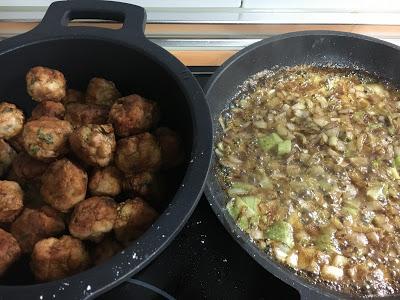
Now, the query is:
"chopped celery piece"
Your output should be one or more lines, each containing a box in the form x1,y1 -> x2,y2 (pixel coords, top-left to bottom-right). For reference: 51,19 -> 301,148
227,199 -> 240,220
319,179 -> 334,192
353,111 -> 365,123
258,133 -> 283,151
315,228 -> 339,254
240,215 -> 260,231
238,216 -> 249,230
239,196 -> 261,215
366,183 -> 387,201
389,167 -> 400,180
226,196 -> 261,231
395,155 -> 400,168
265,221 -> 294,248
342,206 -> 358,217
277,140 -> 292,156
371,159 -> 380,169
259,176 -> 273,190
369,123 -> 382,130
342,199 -> 360,217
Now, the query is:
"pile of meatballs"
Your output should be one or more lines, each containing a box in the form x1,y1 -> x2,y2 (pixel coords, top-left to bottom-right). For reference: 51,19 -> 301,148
0,66 -> 184,282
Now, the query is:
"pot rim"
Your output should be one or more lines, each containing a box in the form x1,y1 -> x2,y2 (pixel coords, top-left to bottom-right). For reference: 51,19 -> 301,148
0,2 -> 213,299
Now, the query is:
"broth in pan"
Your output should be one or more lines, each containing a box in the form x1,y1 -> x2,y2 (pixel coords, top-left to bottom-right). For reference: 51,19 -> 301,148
216,65 -> 400,296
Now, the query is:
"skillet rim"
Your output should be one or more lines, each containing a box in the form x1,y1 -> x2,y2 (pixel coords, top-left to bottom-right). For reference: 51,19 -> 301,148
204,30 -> 400,300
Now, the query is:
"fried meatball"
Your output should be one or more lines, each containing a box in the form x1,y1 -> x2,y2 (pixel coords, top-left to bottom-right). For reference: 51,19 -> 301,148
0,102 -> 24,140
41,159 -> 87,212
69,196 -> 117,242
65,103 -> 109,128
11,152 -> 48,184
108,94 -> 159,137
69,124 -> 116,167
92,237 -> 122,265
11,206 -> 64,253
62,89 -> 84,104
30,235 -> 90,282
115,133 -> 161,174
8,132 -> 24,152
122,171 -> 155,197
22,117 -> 73,161
154,127 -> 185,169
0,181 -> 23,223
89,166 -> 122,197
0,228 -> 21,276
0,139 -> 17,177
26,66 -> 66,102
114,198 -> 158,243
85,77 -> 121,106
31,101 -> 65,120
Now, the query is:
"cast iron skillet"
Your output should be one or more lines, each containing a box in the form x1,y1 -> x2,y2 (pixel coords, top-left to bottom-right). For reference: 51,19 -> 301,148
0,1 -> 212,299
204,31 -> 400,299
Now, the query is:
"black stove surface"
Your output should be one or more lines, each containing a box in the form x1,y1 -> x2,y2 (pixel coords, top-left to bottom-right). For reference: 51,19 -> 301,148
99,68 -> 300,300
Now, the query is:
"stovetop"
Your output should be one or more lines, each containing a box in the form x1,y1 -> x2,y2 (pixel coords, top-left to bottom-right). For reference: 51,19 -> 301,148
99,68 -> 300,300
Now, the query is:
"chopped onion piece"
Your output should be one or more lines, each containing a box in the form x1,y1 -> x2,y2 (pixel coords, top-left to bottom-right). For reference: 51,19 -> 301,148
314,117 -> 329,127
321,265 -> 344,281
253,120 -> 268,129
332,255 -> 348,267
286,252 -> 298,269
273,243 -> 291,262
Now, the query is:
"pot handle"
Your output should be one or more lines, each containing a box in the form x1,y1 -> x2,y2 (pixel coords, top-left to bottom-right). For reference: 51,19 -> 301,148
33,0 -> 146,39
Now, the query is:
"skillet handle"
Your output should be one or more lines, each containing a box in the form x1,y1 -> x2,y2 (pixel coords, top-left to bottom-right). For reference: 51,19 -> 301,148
33,0 -> 146,39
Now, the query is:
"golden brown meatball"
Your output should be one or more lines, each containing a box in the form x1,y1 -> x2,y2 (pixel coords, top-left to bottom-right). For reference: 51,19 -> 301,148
26,66 -> 66,102
115,133 -> 161,174
62,89 -> 84,104
0,139 -> 17,177
154,127 -> 185,169
11,206 -> 65,253
0,102 -> 24,140
92,237 -> 122,265
114,198 -> 158,243
0,228 -> 21,276
41,159 -> 87,212
122,171 -> 154,197
0,180 -> 23,223
85,77 -> 121,106
22,117 -> 73,161
89,166 -> 122,197
31,101 -> 65,120
8,132 -> 24,152
65,103 -> 109,128
69,196 -> 117,242
108,94 -> 159,137
30,235 -> 90,282
69,124 -> 116,167
11,152 -> 48,184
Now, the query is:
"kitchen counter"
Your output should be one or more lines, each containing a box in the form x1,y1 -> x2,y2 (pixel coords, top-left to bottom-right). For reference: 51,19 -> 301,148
1,22 -> 400,66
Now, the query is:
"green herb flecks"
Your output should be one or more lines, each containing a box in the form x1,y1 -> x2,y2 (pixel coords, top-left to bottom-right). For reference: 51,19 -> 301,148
29,145 -> 40,155
37,128 -> 53,144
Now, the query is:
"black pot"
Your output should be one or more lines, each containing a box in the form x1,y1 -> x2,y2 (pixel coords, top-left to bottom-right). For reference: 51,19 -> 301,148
204,31 -> 400,299
0,1 -> 212,299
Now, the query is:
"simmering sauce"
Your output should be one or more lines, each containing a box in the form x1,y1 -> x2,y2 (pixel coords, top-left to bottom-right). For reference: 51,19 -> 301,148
216,65 -> 400,296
